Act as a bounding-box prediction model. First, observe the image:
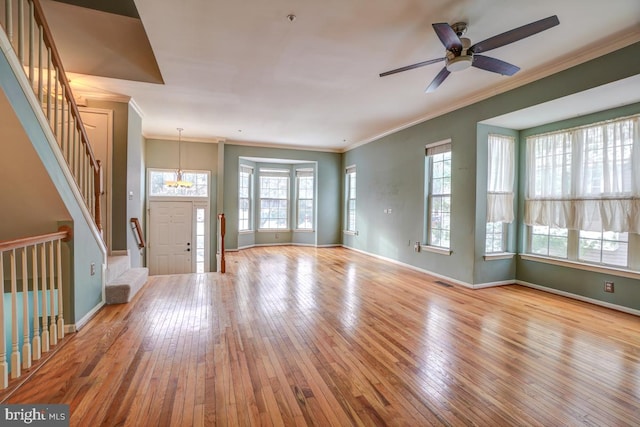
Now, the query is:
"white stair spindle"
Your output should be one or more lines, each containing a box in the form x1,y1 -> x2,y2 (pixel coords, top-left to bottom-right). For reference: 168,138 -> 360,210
10,250 -> 20,379
31,245 -> 40,361
40,243 -> 49,353
4,0 -> 12,43
21,247 -> 31,370
0,252 -> 8,388
48,242 -> 57,346
56,239 -> 64,339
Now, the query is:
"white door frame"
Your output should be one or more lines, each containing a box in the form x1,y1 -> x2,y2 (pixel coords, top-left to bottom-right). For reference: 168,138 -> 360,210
146,168 -> 211,273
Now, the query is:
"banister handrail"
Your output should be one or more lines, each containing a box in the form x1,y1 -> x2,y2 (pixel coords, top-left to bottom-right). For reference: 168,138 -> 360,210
30,0 -> 98,171
1,0 -> 104,233
0,227 -> 70,252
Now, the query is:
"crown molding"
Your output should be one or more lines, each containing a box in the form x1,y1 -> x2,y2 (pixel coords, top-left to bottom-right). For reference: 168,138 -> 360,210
226,139 -> 343,153
72,89 -> 131,104
128,98 -> 144,118
143,134 -> 224,144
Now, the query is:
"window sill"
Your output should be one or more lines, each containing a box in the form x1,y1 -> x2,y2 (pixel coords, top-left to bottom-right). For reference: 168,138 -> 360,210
294,229 -> 315,233
420,245 -> 452,256
520,254 -> 640,280
239,230 -> 254,235
343,230 -> 358,236
484,252 -> 516,261
257,229 -> 291,233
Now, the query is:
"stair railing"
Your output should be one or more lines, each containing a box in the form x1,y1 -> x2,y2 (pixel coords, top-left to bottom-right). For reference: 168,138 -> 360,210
1,0 -> 103,233
0,227 -> 70,389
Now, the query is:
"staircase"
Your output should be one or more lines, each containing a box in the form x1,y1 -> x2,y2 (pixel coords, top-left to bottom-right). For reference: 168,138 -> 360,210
105,252 -> 148,304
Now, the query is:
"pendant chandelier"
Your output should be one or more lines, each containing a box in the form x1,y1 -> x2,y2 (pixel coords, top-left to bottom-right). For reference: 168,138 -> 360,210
166,127 -> 193,188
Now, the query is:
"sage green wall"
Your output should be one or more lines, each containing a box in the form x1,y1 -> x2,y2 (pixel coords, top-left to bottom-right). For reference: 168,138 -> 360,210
0,49 -> 103,324
473,124 -> 519,284
516,102 -> 640,310
223,144 -> 341,249
343,112 -> 478,284
343,42 -> 640,287
85,99 -> 129,252
126,105 -> 145,267
145,138 -> 218,270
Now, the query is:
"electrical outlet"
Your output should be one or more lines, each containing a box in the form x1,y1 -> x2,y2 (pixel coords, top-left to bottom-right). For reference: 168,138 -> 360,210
604,281 -> 614,293
90,262 -> 96,276
414,242 -> 421,252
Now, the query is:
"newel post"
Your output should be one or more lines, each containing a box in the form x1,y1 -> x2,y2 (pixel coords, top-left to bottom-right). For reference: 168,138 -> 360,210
218,213 -> 225,274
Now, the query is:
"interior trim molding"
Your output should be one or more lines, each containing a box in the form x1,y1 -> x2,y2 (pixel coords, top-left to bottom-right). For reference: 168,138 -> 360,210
74,301 -> 106,331
517,279 -> 640,317
342,245 -> 473,288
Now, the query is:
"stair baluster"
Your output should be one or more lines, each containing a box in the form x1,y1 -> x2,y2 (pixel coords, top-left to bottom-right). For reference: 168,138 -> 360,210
21,247 -> 31,370
40,242 -> 48,353
48,241 -> 56,346
31,244 -> 41,361
9,250 -> 20,379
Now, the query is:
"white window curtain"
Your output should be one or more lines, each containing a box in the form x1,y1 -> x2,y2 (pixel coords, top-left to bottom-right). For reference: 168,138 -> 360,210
525,116 -> 640,233
487,134 -> 515,223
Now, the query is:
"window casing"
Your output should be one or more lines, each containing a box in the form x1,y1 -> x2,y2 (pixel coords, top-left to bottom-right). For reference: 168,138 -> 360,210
239,166 -> 253,231
525,115 -> 640,270
296,169 -> 314,230
345,166 -> 356,233
259,169 -> 290,230
426,143 -> 452,249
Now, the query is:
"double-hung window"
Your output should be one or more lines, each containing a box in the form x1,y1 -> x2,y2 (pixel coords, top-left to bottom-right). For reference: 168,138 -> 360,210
525,115 -> 640,270
486,134 -> 515,253
296,169 -> 314,230
345,166 -> 356,233
238,165 -> 253,231
425,142 -> 452,250
259,169 -> 290,230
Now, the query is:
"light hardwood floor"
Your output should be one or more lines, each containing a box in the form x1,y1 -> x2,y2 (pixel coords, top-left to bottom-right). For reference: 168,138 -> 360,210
3,246 -> 640,426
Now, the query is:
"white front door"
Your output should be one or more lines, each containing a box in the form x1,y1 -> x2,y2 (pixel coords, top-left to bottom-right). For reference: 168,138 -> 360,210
149,201 -> 193,275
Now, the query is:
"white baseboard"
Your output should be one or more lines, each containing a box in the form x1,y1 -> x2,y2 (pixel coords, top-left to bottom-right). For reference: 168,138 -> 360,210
236,242 -> 340,251
516,280 -> 640,317
472,280 -> 514,289
342,245 -> 475,288
74,300 -> 105,331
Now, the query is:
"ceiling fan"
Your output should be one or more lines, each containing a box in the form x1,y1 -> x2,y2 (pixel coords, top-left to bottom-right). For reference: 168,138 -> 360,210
379,15 -> 560,93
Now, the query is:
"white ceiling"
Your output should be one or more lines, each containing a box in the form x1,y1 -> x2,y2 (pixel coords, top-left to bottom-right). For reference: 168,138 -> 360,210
46,0 -> 640,150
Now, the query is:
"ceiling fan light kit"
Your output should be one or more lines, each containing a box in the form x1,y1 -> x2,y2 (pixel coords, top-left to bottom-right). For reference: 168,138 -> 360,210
446,55 -> 473,72
380,15 -> 560,92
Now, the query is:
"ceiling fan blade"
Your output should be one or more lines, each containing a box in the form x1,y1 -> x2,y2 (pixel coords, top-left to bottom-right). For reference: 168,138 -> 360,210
472,55 -> 520,76
432,23 -> 463,53
425,67 -> 450,93
468,15 -> 559,54
379,57 -> 445,77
